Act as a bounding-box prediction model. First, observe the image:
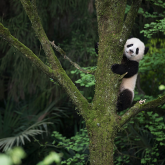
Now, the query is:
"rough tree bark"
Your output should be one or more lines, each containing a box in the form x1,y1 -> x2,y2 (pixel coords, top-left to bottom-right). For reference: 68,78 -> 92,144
0,0 -> 165,164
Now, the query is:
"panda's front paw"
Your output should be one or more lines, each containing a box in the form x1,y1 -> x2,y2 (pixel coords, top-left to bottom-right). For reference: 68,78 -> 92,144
111,64 -> 119,73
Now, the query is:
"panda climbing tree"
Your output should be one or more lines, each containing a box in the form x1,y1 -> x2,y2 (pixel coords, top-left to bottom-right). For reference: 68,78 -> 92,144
111,38 -> 149,112
96,37 -> 149,112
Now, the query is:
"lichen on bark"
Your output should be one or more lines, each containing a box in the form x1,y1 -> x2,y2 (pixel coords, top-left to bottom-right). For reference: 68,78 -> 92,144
88,0 -> 142,164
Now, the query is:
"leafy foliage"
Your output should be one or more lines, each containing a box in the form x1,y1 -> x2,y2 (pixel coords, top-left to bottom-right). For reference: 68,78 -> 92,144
71,66 -> 96,87
0,99 -> 65,151
139,0 -> 165,38
45,112 -> 165,165
52,128 -> 89,165
140,19 -> 165,38
138,38 -> 165,96
114,110 -> 165,165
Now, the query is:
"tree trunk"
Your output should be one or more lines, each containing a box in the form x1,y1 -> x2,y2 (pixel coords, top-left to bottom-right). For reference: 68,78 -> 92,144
85,1 -> 142,165
88,121 -> 117,165
86,1 -> 126,164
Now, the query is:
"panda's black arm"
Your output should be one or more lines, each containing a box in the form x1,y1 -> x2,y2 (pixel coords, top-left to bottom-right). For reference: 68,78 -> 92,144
111,61 -> 139,78
124,61 -> 139,78
111,64 -> 127,75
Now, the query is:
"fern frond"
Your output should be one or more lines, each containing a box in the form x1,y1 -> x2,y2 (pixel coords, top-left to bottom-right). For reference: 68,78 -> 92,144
0,121 -> 52,152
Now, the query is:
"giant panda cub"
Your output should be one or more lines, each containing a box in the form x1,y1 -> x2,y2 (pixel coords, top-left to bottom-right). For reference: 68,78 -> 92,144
111,38 -> 149,112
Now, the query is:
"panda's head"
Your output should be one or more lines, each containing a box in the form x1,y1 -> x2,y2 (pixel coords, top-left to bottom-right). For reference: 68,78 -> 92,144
124,38 -> 149,62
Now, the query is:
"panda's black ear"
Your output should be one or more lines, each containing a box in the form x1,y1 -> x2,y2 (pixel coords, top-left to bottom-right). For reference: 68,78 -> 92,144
144,47 -> 149,54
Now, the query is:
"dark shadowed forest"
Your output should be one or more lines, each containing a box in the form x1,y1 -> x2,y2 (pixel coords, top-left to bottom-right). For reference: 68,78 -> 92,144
0,0 -> 165,165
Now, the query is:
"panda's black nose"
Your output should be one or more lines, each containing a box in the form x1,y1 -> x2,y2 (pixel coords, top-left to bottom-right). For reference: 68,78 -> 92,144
129,49 -> 134,53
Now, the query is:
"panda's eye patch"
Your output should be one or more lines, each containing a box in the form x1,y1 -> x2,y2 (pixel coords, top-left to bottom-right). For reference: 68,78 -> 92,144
127,44 -> 133,48
136,48 -> 139,54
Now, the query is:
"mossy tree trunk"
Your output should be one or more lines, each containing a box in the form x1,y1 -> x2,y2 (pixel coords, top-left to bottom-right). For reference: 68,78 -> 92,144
87,1 -> 141,164
1,0 -> 165,164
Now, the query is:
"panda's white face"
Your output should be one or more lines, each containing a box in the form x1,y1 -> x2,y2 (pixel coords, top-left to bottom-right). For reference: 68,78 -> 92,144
124,38 -> 145,62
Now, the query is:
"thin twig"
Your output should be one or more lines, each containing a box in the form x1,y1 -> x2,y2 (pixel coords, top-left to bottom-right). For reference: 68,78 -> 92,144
119,72 -> 128,80
50,41 -> 95,74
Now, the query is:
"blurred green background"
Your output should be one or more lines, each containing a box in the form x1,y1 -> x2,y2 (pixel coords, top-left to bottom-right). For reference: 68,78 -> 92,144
0,0 -> 165,164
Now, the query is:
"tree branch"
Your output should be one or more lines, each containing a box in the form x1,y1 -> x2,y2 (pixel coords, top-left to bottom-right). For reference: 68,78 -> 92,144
120,0 -> 142,43
49,41 -> 95,74
20,0 -> 60,71
0,24 -> 48,72
0,23 -> 90,118
119,94 -> 165,127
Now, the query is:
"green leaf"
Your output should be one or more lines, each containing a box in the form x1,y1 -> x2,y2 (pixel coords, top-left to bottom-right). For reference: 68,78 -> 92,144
141,158 -> 146,164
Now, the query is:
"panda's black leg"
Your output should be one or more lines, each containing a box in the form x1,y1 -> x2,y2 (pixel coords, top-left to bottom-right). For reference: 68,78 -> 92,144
117,89 -> 133,112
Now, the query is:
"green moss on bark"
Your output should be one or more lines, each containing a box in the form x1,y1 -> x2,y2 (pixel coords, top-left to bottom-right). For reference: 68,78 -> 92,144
87,0 -> 142,165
